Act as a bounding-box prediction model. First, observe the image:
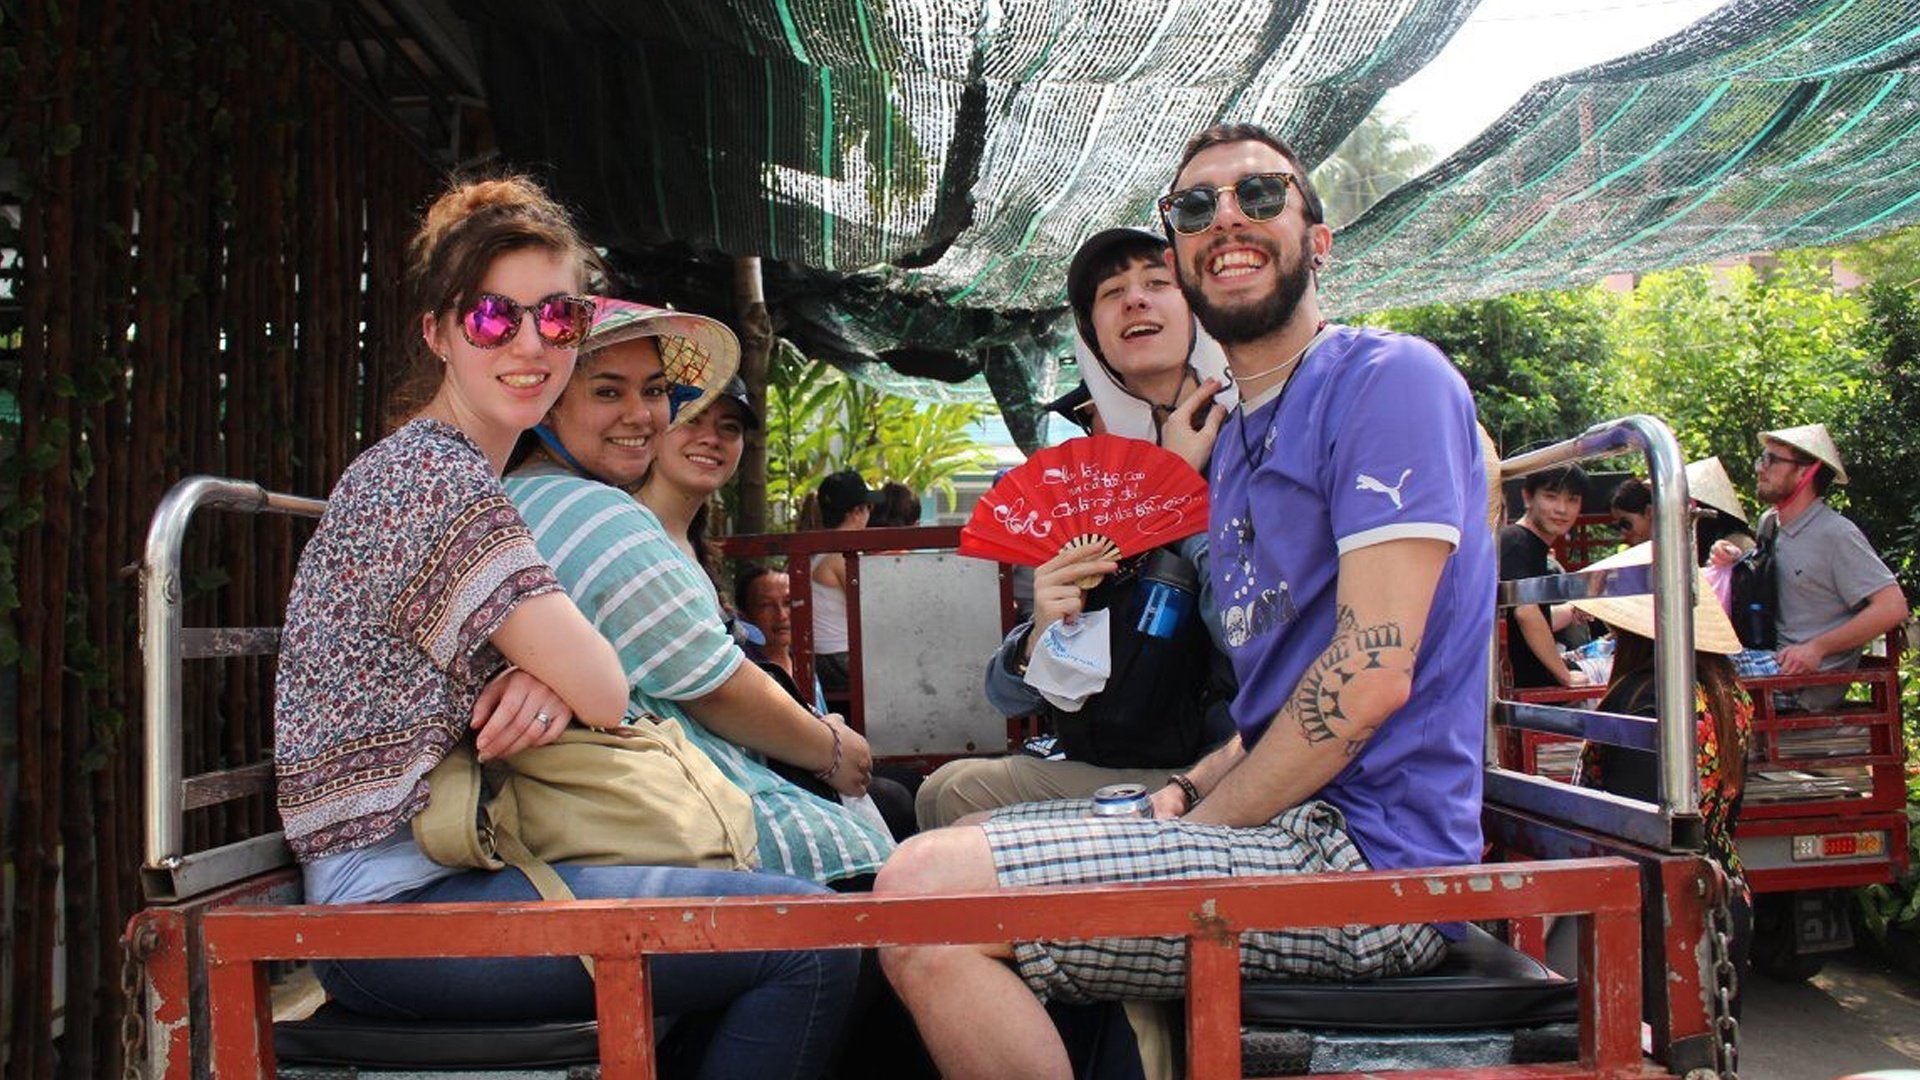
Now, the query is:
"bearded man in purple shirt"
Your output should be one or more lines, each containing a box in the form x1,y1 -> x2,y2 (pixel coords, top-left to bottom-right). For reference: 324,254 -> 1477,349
875,123 -> 1496,1080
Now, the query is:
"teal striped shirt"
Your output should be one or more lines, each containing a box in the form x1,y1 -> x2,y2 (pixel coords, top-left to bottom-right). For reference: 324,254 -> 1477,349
505,465 -> 892,884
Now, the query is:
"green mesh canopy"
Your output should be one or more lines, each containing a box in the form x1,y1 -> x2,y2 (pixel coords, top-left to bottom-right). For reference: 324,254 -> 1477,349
1330,0 -> 1920,314
465,0 -> 1482,433
475,0 -> 1479,306
459,0 -> 1920,434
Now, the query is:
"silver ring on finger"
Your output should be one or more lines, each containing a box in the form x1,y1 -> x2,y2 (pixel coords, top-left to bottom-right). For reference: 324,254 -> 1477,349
534,712 -> 553,729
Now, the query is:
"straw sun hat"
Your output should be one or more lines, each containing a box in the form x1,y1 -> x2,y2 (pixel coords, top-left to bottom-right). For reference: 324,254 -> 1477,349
1684,457 -> 1747,525
1758,422 -> 1849,485
1567,542 -> 1743,655
580,299 -> 741,428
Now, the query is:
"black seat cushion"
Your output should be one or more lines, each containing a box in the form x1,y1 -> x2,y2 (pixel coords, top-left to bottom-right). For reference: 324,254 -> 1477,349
275,1003 -> 599,1068
1241,925 -> 1576,1032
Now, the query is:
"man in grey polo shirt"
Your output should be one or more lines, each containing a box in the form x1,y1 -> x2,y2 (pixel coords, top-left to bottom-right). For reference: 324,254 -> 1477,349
1715,423 -> 1906,711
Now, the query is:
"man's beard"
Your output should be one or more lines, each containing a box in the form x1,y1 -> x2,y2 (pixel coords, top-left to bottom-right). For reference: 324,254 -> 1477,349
1178,237 -> 1313,345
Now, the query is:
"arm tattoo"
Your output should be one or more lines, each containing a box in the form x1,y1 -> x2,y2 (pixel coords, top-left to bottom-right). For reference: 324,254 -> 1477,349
1294,603 -> 1420,756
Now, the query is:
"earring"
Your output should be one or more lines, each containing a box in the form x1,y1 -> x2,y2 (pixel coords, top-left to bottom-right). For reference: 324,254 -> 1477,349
1312,255 -> 1326,269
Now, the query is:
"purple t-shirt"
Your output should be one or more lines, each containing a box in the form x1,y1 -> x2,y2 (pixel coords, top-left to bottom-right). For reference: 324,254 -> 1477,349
1209,325 -> 1494,872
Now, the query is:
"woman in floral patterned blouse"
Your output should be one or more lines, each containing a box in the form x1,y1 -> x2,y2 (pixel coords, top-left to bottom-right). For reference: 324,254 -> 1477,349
272,176 -> 854,1077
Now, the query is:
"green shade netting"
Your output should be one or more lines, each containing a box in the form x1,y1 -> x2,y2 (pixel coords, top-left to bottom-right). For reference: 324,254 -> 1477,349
463,0 -> 1920,437
464,0 -> 1481,436
1329,0 -> 1920,314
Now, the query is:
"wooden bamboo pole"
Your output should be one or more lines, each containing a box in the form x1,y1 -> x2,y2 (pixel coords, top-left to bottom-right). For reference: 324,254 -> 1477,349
734,255 -> 773,534
10,1 -> 51,1070
61,3 -> 108,1069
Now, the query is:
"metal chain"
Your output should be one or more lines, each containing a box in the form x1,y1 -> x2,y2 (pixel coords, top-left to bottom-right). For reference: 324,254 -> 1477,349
1705,865 -> 1742,1080
121,925 -> 155,1080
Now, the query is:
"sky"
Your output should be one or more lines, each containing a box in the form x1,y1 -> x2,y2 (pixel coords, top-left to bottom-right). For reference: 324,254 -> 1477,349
1381,0 -> 1731,161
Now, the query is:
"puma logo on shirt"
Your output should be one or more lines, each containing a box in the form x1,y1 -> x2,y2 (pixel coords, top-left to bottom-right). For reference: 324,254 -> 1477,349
1355,468 -> 1414,510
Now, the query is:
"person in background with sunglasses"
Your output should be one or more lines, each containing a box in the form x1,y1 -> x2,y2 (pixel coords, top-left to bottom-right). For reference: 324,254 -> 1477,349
1610,476 -> 1654,546
1709,423 -> 1904,709
272,175 -> 856,1078
875,124 -> 1495,1080
1610,460 -> 1755,562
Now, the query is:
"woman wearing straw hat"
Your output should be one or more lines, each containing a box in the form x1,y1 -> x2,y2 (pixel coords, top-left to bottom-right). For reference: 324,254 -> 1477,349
1568,542 -> 1753,1005
1685,457 -> 1755,559
1605,458 -> 1752,558
505,300 -> 893,889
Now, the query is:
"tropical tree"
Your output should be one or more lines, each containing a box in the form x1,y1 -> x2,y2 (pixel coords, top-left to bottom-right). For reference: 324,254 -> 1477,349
1360,287 -> 1617,454
760,341 -> 993,527
1600,254 -> 1875,479
1311,113 -> 1435,229
1836,282 -> 1920,595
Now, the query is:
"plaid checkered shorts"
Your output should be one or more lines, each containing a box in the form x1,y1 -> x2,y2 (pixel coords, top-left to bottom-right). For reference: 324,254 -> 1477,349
980,799 -> 1447,1004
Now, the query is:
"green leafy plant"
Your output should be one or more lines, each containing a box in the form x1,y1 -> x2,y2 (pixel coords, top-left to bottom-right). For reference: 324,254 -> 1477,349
1902,642 -> 1920,805
1856,806 -> 1920,972
759,341 -> 993,527
1837,282 -> 1920,597
1360,288 -> 1616,452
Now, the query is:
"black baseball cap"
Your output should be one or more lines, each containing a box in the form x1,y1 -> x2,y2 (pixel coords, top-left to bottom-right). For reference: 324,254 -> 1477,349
1065,227 -> 1170,357
818,470 -> 883,515
713,375 -> 761,430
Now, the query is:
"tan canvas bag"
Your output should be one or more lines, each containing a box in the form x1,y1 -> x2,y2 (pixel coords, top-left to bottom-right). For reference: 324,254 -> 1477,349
493,719 -> 757,870
413,716 -> 759,885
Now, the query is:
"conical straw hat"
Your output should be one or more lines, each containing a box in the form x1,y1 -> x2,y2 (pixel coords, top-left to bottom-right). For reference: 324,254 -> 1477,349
1568,542 -> 1743,655
581,299 -> 741,429
1758,423 -> 1848,485
1685,457 -> 1747,525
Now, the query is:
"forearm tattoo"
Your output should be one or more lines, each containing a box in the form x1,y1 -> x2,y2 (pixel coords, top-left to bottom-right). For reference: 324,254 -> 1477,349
1293,604 -> 1420,756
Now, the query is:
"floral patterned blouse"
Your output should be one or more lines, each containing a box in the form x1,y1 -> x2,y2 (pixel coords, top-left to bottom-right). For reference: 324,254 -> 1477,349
1578,684 -> 1753,885
274,419 -> 560,860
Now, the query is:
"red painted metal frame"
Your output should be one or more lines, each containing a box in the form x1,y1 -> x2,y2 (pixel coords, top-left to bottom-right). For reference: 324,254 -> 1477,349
194,860 -> 1645,1080
126,868 -> 303,1080
1739,637 -> 1906,829
1486,807 -> 1718,1075
1495,628 -> 1909,897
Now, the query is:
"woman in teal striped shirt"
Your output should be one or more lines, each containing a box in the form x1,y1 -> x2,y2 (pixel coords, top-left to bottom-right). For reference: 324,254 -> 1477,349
505,299 -> 893,887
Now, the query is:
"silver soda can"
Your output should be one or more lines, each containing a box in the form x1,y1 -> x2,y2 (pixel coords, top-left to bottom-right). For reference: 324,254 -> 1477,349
1090,783 -> 1152,819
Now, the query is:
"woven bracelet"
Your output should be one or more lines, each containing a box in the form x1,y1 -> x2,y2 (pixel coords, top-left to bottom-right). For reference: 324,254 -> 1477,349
813,716 -> 844,782
1170,773 -> 1202,812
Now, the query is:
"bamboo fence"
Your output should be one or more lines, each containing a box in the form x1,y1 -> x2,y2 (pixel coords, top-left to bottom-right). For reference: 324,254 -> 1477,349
2,1 -> 436,1073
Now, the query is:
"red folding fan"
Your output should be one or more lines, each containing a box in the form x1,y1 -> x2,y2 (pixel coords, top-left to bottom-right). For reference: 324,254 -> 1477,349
959,435 -> 1208,578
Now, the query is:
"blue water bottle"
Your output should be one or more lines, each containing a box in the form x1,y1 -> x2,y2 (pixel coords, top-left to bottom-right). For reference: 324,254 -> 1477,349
1134,549 -> 1197,640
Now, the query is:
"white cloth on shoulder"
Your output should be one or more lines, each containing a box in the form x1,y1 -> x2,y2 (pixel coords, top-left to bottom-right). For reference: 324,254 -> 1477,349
1076,318 -> 1237,441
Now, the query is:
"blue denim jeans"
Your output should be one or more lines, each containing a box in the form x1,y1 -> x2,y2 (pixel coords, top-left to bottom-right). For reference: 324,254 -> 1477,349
312,864 -> 857,1080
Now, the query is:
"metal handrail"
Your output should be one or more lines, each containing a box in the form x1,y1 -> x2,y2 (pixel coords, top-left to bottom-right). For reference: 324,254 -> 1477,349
140,476 -> 324,888
1490,414 -> 1699,839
